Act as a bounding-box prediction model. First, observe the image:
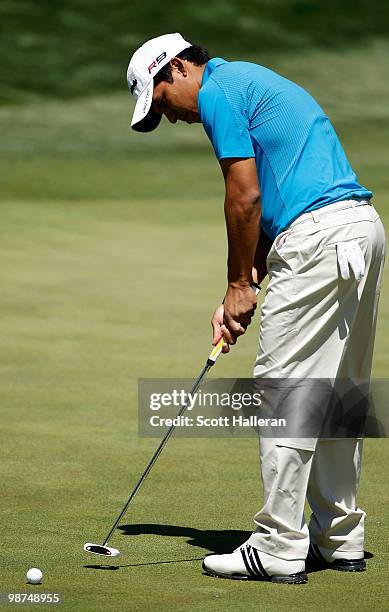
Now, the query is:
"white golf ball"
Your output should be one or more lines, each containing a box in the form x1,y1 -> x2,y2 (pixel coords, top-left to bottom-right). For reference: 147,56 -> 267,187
26,568 -> 43,584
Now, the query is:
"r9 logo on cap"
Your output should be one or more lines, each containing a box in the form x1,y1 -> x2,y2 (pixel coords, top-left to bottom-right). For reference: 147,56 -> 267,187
148,52 -> 167,74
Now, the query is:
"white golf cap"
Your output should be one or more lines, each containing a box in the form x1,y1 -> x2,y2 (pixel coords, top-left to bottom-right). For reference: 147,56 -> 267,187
127,33 -> 191,132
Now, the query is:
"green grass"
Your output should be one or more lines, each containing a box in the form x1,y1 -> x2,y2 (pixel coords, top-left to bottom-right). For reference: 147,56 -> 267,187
2,0 -> 389,101
1,197 -> 388,611
1,40 -> 389,203
1,196 -> 389,611
1,41 -> 389,610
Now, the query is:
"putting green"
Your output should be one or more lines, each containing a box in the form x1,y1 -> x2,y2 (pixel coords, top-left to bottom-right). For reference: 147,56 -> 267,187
1,42 -> 388,611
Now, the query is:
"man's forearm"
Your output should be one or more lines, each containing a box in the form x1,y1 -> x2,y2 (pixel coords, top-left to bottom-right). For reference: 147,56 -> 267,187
224,193 -> 261,286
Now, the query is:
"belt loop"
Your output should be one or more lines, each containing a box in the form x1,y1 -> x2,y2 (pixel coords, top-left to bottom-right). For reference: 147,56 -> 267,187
311,210 -> 321,223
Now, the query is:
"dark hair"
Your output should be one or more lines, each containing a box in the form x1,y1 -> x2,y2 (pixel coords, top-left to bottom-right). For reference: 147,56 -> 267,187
154,40 -> 210,86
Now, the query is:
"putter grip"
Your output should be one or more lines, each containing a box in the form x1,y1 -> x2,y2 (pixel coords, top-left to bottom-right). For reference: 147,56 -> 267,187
208,283 -> 260,364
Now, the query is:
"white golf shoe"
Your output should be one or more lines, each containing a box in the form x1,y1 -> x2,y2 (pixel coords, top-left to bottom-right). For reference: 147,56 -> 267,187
202,544 -> 307,584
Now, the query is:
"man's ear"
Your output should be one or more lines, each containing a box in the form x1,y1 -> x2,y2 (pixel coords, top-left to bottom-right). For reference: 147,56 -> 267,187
170,57 -> 188,77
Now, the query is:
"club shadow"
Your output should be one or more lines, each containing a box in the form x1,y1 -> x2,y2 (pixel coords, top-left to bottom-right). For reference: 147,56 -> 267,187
84,557 -> 204,570
118,523 -> 251,554
84,564 -> 120,571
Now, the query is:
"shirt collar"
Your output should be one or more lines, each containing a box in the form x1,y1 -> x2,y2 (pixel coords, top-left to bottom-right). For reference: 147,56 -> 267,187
201,57 -> 228,87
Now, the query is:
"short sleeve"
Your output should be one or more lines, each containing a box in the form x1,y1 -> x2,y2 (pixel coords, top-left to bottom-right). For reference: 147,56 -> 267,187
199,84 -> 255,161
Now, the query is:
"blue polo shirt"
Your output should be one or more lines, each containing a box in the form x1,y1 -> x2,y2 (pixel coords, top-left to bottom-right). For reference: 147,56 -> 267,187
198,58 -> 372,240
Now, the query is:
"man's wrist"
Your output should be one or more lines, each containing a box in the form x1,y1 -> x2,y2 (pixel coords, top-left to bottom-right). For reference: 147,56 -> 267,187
222,280 -> 260,304
227,280 -> 252,290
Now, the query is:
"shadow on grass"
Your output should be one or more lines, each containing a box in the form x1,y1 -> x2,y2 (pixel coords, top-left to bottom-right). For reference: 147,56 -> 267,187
119,523 -> 251,554
83,524 -> 374,572
84,558 -> 204,570
83,524 -> 250,571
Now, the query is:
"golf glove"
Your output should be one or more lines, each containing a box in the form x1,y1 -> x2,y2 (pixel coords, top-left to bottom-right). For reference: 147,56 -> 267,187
336,240 -> 365,282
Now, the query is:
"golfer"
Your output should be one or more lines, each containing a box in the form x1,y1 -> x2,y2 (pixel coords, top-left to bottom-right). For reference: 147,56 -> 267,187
127,33 -> 385,583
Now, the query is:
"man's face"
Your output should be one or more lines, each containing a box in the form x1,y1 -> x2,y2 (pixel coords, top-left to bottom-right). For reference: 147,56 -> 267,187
152,60 -> 201,125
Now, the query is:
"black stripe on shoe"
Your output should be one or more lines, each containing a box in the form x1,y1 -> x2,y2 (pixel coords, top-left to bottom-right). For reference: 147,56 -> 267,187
246,546 -> 264,577
240,546 -> 260,577
251,547 -> 269,579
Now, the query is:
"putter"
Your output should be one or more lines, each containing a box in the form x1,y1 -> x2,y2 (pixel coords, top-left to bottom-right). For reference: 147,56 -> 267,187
84,285 -> 260,557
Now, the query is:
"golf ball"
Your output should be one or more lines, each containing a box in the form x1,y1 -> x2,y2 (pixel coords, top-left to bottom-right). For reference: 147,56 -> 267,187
26,568 -> 43,584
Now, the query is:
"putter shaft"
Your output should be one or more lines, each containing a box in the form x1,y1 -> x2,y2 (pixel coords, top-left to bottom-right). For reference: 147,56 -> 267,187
87,284 -> 260,553
102,342 -> 223,546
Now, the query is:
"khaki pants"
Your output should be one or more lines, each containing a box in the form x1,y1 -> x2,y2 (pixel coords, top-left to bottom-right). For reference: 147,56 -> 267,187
249,200 -> 386,561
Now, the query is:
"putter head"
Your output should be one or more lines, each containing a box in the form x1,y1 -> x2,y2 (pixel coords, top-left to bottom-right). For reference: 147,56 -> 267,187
84,543 -> 120,557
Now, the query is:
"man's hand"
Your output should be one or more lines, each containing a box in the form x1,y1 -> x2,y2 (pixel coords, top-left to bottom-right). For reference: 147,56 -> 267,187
211,303 -> 230,353
211,304 -> 230,353
211,284 -> 257,352
222,283 -> 257,345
